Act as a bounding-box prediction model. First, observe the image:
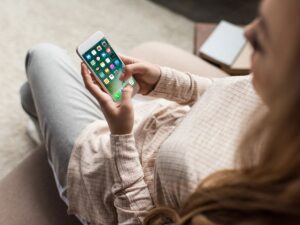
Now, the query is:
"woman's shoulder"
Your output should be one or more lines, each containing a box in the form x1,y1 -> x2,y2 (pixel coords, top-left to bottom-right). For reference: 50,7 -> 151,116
212,75 -> 252,86
207,75 -> 256,100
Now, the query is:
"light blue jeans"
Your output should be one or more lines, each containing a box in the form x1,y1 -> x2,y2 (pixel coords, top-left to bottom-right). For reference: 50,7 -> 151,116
20,43 -> 107,202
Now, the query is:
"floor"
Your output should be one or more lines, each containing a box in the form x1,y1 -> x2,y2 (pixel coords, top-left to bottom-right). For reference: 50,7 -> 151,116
0,0 -> 193,180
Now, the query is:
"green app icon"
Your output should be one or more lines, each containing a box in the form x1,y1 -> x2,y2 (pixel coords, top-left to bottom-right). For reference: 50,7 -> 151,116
113,90 -> 122,101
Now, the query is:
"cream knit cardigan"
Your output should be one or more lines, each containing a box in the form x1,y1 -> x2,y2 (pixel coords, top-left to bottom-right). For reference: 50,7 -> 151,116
67,67 -> 261,225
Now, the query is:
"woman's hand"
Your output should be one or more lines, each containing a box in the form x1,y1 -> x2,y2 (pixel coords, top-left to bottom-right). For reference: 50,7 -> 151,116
119,55 -> 161,95
81,63 -> 134,135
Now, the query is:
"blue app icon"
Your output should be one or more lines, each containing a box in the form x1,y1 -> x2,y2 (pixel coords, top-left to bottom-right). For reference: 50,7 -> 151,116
99,72 -> 105,78
114,59 -> 120,66
86,54 -> 92,60
101,52 -> 107,58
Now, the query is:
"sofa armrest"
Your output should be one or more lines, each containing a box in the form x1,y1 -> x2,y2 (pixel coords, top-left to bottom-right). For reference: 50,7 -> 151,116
0,147 -> 81,225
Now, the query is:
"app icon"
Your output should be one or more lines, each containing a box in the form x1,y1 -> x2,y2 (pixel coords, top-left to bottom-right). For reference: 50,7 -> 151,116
104,68 -> 110,74
105,58 -> 111,64
96,67 -> 100,71
91,50 -> 97,56
114,59 -> 120,66
114,69 -> 119,75
113,90 -> 121,101
104,78 -> 109,84
110,53 -> 117,59
106,48 -> 111,53
99,72 -> 105,78
100,62 -> 105,68
101,52 -> 107,58
96,45 -> 102,51
101,41 -> 108,47
109,74 -> 114,80
96,56 -> 100,61
109,64 -> 115,70
86,54 -> 92,60
90,60 -> 96,66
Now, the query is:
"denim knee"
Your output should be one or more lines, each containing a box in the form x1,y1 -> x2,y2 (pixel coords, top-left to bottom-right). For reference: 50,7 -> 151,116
20,82 -> 37,118
25,43 -> 67,73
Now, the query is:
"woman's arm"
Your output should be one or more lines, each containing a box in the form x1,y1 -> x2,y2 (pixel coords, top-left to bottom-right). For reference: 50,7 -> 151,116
148,67 -> 212,106
120,55 -> 213,106
81,63 -> 154,224
110,134 -> 154,225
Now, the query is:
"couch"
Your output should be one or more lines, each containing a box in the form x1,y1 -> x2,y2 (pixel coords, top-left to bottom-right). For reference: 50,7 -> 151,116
0,42 -> 227,225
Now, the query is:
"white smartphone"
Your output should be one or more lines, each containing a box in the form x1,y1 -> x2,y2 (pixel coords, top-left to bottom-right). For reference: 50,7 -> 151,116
77,31 -> 139,102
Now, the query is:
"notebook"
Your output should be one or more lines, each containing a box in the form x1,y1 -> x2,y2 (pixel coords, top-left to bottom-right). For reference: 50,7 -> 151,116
199,21 -> 251,75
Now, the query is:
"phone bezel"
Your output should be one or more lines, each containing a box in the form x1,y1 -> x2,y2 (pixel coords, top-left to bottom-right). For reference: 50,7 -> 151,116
76,31 -> 139,102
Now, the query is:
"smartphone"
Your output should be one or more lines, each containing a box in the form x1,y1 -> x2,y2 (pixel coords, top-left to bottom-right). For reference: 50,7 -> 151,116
77,31 -> 139,102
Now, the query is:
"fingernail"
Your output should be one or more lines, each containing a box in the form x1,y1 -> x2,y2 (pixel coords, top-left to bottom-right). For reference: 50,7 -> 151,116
122,85 -> 127,92
124,84 -> 132,90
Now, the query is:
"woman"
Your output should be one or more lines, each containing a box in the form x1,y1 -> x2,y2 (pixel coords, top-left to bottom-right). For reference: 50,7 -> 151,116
144,0 -> 300,224
20,0 -> 300,224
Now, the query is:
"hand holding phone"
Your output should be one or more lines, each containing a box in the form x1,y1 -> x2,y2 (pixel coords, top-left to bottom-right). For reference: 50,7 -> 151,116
81,63 -> 134,135
77,31 -> 162,134
77,31 -> 139,102
118,55 -> 161,95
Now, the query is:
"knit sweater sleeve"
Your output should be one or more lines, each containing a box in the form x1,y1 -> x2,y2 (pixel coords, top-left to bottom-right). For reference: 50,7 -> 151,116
110,134 -> 154,225
148,66 -> 213,106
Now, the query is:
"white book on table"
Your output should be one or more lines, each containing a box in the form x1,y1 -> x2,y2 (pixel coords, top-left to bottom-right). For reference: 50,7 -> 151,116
199,20 -> 247,67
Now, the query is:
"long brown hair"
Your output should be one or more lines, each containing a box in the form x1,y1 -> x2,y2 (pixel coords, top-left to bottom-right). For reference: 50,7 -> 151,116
144,6 -> 300,225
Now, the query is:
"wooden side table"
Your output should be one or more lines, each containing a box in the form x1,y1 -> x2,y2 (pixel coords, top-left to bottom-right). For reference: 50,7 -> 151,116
194,23 -> 251,75
194,23 -> 217,55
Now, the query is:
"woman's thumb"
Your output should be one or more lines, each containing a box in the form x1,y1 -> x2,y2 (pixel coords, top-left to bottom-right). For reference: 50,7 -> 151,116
121,63 -> 146,81
121,84 -> 133,106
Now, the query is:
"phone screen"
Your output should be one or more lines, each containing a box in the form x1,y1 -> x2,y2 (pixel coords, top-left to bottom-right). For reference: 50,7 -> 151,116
82,37 -> 136,102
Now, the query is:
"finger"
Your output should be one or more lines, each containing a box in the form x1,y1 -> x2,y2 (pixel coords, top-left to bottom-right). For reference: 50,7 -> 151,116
82,67 -> 104,91
81,63 -> 100,95
120,63 -> 147,81
81,63 -> 93,86
120,85 -> 133,110
81,63 -> 112,106
91,75 -> 97,83
90,76 -> 107,93
118,54 -> 139,65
